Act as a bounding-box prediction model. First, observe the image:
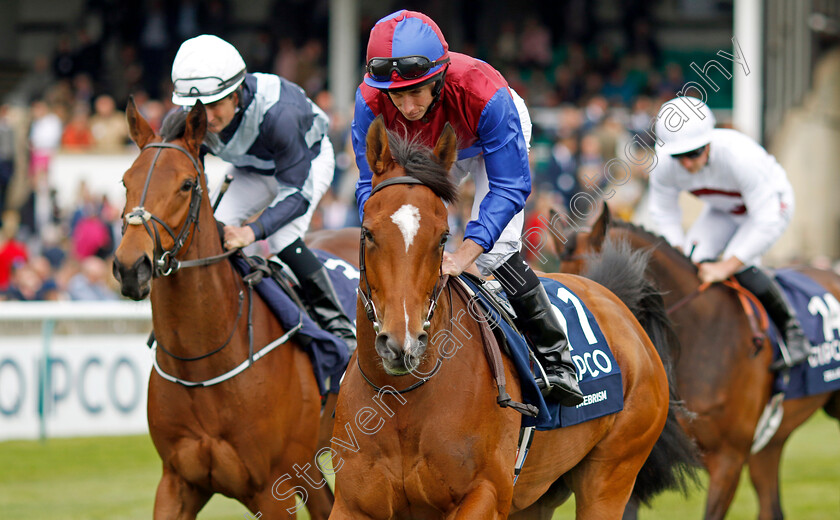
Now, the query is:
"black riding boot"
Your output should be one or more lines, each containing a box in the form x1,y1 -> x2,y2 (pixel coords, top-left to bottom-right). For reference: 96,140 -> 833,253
298,267 -> 357,353
279,239 -> 356,353
735,266 -> 811,370
494,253 -> 584,407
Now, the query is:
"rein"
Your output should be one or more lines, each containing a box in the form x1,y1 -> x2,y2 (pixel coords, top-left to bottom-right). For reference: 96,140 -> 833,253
125,141 -> 291,386
149,257 -> 303,387
667,278 -> 769,352
123,141 -> 236,277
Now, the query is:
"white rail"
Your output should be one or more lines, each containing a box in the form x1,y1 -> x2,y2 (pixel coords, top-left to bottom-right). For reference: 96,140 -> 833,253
0,301 -> 151,321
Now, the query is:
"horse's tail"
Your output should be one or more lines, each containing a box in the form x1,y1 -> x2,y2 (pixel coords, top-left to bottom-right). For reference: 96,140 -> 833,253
582,236 -> 702,506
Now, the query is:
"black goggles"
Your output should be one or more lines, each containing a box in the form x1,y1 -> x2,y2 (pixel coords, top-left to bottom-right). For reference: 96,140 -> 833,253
366,55 -> 450,82
672,145 -> 707,160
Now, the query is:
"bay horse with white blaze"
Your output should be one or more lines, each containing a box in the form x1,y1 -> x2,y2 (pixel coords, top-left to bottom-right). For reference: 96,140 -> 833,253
328,116 -> 697,519
112,99 -> 345,519
554,204 -> 840,520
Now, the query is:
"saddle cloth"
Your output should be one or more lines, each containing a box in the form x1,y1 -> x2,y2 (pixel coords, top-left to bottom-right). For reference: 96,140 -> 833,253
460,275 -> 624,430
771,269 -> 840,399
231,250 -> 358,395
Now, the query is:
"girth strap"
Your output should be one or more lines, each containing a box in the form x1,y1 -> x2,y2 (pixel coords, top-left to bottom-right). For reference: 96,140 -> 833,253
451,277 -> 539,417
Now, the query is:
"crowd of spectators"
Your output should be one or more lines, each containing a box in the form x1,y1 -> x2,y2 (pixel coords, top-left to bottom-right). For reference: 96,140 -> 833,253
0,1 -> 756,300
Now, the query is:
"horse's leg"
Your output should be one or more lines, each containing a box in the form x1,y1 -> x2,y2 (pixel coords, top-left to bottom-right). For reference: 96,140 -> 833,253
327,489 -> 381,520
568,463 -> 637,520
152,468 -> 211,520
749,442 -> 785,520
703,447 -> 747,520
447,480 -> 510,520
509,478 -> 571,520
248,474 -> 322,520
825,391 -> 840,420
305,484 -> 336,520
312,391 -> 339,515
749,395 -> 831,520
620,498 -> 640,520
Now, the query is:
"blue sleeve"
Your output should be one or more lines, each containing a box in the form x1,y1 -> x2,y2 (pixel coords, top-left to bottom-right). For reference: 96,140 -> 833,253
248,192 -> 310,241
263,105 -> 313,191
463,89 -> 531,251
352,87 -> 378,223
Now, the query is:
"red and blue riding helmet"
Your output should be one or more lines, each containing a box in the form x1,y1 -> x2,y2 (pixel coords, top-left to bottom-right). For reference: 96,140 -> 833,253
364,10 -> 450,91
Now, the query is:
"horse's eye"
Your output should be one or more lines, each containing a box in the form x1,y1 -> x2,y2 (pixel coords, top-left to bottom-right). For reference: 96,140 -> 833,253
362,228 -> 374,244
439,232 -> 450,248
180,179 -> 194,192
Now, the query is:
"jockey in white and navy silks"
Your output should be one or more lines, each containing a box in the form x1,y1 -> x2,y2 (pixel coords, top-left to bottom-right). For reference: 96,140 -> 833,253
351,10 -> 584,406
170,34 -> 356,353
205,72 -> 331,246
650,95 -> 809,369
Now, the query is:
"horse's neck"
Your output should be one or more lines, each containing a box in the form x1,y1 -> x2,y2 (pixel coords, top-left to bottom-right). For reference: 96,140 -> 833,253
150,214 -> 241,343
625,233 -> 699,305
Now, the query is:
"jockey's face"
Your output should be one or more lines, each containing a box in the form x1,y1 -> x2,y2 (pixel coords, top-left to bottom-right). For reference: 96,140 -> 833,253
204,92 -> 239,133
675,144 -> 710,174
388,83 -> 435,121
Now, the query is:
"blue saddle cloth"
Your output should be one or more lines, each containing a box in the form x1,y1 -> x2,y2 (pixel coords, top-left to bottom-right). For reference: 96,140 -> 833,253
771,269 -> 840,399
231,251 -> 357,395
312,249 -> 359,324
460,276 -> 624,430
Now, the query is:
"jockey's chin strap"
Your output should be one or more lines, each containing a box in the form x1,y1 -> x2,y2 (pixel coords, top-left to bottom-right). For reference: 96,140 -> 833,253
123,141 -> 236,278
667,277 -> 769,354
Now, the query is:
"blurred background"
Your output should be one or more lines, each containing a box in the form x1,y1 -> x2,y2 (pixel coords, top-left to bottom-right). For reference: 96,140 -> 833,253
0,0 -> 839,518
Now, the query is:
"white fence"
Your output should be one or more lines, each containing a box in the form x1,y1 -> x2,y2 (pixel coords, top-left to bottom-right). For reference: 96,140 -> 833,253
0,301 -> 153,441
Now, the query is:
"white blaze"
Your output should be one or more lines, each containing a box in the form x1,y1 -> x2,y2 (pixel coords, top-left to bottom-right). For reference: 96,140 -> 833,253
404,302 -> 411,351
390,204 -> 421,253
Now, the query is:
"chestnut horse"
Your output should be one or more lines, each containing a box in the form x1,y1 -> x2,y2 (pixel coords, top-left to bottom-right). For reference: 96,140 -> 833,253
113,100 -> 350,519
554,205 -> 840,519
328,117 -> 697,519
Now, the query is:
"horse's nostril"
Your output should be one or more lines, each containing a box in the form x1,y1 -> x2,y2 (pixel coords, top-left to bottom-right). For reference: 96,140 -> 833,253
135,254 -> 153,280
112,259 -> 122,282
417,332 -> 429,350
375,333 -> 400,361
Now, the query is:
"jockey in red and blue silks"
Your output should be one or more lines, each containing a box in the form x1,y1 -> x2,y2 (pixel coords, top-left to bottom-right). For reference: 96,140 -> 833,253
351,10 -> 583,407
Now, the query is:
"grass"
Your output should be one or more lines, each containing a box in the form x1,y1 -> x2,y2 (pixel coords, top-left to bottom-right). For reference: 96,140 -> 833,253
0,413 -> 837,519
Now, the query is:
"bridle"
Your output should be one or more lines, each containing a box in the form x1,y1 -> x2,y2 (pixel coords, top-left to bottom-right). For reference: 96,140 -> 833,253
356,176 -> 450,393
123,141 -> 236,277
357,176 -> 448,335
123,140 -> 276,386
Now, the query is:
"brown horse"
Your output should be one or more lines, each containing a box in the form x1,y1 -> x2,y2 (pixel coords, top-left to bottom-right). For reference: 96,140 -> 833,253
553,204 -> 840,520
112,99 -> 347,519
328,116 -> 697,519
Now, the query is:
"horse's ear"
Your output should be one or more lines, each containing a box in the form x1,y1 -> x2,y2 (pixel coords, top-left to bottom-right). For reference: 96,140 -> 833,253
183,101 -> 208,155
366,115 -> 394,176
126,96 -> 155,148
549,208 -> 567,257
433,122 -> 457,172
589,202 -> 611,251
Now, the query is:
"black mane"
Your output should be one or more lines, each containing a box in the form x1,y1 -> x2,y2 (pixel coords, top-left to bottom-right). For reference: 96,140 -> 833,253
386,127 -> 459,204
159,109 -> 189,141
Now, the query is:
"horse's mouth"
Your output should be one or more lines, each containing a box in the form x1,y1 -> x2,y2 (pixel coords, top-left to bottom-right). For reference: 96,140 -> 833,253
120,282 -> 151,301
112,256 -> 153,300
380,354 -> 423,376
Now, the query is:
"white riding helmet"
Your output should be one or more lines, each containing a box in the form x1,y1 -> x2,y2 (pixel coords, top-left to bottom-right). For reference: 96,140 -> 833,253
171,35 -> 246,106
654,96 -> 716,155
